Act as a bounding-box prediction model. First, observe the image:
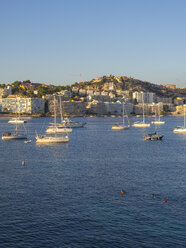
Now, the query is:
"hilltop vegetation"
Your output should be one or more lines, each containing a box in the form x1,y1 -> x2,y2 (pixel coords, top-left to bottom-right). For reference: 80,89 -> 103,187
72,75 -> 186,98
1,75 -> 186,98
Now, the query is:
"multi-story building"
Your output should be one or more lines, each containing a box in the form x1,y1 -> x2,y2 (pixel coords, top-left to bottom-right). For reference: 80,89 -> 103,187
0,86 -> 12,97
103,82 -> 115,91
163,84 -> 176,90
2,97 -> 45,113
133,91 -> 155,104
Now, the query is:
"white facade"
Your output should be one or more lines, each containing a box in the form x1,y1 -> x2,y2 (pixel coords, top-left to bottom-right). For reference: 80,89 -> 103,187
2,97 -> 45,113
133,91 -> 155,104
0,86 -> 12,97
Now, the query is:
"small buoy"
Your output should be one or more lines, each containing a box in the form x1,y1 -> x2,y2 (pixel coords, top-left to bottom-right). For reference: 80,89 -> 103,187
22,161 -> 25,166
120,190 -> 124,195
164,200 -> 167,203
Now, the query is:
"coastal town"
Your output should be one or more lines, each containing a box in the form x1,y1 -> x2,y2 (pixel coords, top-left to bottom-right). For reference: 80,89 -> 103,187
0,75 -> 186,117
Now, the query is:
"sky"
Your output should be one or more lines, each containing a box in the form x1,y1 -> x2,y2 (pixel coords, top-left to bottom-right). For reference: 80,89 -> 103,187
0,0 -> 186,88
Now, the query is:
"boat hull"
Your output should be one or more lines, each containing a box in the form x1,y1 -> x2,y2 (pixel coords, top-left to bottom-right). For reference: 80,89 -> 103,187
173,128 -> 186,133
8,119 -> 27,124
143,134 -> 163,141
133,122 -> 150,127
2,134 -> 27,140
151,121 -> 165,125
45,127 -> 72,134
112,125 -> 130,130
35,136 -> 69,143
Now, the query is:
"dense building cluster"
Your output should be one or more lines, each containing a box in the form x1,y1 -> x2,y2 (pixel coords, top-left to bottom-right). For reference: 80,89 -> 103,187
0,78 -> 185,116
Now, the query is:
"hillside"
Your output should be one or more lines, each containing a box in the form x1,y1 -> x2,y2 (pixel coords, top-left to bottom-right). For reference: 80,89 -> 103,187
72,75 -> 186,98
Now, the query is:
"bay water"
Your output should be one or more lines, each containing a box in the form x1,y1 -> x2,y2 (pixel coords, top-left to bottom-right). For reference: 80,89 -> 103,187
0,116 -> 185,247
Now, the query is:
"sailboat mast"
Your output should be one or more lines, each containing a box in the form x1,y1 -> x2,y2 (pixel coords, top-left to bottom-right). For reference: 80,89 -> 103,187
158,104 -> 160,122
142,94 -> 145,123
155,106 -> 157,133
54,96 -> 57,127
184,105 -> 186,128
59,96 -> 63,122
123,102 -> 124,126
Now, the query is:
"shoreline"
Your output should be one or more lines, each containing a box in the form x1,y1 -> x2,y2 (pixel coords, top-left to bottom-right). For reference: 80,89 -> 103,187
0,113 -> 184,118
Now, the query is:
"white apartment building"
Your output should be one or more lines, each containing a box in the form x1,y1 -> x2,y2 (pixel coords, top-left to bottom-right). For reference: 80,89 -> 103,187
2,97 -> 45,113
133,91 -> 155,104
0,86 -> 12,97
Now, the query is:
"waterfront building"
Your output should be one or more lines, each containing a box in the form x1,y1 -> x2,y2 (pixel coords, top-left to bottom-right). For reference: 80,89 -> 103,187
0,86 -> 12,97
133,91 -> 155,104
2,97 -> 45,114
156,97 -> 173,104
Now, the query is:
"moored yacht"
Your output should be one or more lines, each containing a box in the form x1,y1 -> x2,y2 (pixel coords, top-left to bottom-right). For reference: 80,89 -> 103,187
173,105 -> 186,133
2,132 -> 27,140
35,95 -> 70,144
35,134 -> 69,144
45,124 -> 72,134
112,102 -> 130,130
61,117 -> 86,128
8,117 -> 27,124
132,99 -> 150,127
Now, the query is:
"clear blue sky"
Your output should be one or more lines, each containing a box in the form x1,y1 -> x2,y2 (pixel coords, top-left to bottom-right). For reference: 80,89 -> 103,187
0,0 -> 186,87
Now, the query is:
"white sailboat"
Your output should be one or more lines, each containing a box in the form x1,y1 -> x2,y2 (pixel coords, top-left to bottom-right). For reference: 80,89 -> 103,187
57,97 -> 86,128
173,105 -> 186,133
61,117 -> 86,128
133,98 -> 150,127
112,103 -> 130,130
45,97 -> 72,134
35,96 -> 69,143
2,120 -> 27,140
8,99 -> 27,123
143,108 -> 163,140
151,105 -> 165,125
8,117 -> 27,124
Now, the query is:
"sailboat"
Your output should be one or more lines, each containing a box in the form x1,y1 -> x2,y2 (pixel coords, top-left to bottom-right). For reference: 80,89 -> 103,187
56,97 -> 86,128
173,105 -> 186,133
112,102 -> 130,130
2,120 -> 27,140
133,99 -> 150,127
35,96 -> 69,143
8,98 -> 27,123
143,108 -> 163,140
45,97 -> 72,134
151,105 -> 165,125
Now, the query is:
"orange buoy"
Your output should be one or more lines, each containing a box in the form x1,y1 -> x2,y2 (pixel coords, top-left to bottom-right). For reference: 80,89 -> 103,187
22,161 -> 25,166
120,190 -> 124,195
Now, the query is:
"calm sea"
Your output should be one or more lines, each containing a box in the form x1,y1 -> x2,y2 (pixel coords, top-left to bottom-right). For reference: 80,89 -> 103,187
0,116 -> 185,248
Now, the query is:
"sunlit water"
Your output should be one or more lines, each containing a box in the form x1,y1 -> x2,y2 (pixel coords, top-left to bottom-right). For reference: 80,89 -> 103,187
0,116 -> 185,247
